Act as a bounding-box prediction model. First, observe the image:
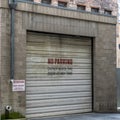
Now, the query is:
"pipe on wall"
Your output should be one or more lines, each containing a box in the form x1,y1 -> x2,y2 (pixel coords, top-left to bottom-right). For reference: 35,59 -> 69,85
9,0 -> 17,82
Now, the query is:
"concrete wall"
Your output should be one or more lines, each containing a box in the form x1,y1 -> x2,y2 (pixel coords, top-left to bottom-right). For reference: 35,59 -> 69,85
117,24 -> 120,68
0,6 -> 2,118
0,0 -> 117,117
117,68 -> 120,108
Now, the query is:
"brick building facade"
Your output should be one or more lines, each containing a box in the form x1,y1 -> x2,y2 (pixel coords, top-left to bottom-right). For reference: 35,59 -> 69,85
34,0 -> 118,15
0,0 -> 118,119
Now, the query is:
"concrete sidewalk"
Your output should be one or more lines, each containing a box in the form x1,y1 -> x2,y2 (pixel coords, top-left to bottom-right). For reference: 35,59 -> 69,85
33,113 -> 120,120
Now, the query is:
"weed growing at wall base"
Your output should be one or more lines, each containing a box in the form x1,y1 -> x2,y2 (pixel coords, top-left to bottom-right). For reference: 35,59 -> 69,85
1,112 -> 25,120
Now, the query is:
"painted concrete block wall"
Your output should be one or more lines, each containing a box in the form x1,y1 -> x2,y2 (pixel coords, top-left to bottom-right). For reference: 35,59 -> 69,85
117,24 -> 120,68
117,24 -> 120,107
93,23 -> 117,111
0,7 -> 1,77
0,8 -> 10,113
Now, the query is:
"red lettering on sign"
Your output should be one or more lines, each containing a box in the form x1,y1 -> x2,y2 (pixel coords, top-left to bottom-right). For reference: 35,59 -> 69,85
48,59 -> 54,64
48,58 -> 73,65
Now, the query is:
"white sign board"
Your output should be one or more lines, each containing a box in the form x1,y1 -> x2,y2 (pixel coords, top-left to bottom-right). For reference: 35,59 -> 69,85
12,80 -> 25,91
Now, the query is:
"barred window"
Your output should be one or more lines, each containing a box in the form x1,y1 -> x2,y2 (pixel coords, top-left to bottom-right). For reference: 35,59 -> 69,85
91,7 -> 99,13
104,10 -> 112,15
58,1 -> 67,7
25,0 -> 33,1
77,5 -> 86,11
41,0 -> 51,4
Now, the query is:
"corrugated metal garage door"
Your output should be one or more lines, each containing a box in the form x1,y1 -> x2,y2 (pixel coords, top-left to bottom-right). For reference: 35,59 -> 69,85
26,32 -> 92,118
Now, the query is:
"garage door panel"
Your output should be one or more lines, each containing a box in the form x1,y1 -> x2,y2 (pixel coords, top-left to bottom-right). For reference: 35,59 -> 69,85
26,80 -> 91,86
26,73 -> 91,79
27,46 -> 91,53
26,68 -> 91,74
27,38 -> 91,44
27,50 -> 91,56
26,109 -> 91,118
27,43 -> 91,51
26,63 -> 91,69
26,97 -> 92,108
27,54 -> 91,61
27,54 -> 91,60
28,35 -> 91,46
27,65 -> 91,69
27,52 -> 91,58
26,33 -> 92,118
26,58 -> 91,64
26,92 -> 91,100
28,38 -> 92,44
26,104 -> 92,114
26,85 -> 91,94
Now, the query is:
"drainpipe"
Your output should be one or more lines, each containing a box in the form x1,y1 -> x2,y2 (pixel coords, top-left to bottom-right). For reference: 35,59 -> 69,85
8,0 -> 17,82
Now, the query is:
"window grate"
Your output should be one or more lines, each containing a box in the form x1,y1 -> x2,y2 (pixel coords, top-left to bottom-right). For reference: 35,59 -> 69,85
91,8 -> 99,13
77,5 -> 86,11
58,1 -> 67,7
41,0 -> 51,4
104,10 -> 112,15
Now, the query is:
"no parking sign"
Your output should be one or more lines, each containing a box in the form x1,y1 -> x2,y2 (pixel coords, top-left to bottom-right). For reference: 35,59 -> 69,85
12,80 -> 25,91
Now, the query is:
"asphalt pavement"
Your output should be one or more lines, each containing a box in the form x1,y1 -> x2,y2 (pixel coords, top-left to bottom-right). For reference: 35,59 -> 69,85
32,113 -> 120,120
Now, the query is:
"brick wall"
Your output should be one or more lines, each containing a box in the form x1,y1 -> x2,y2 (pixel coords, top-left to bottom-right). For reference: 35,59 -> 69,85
0,0 -> 118,16
33,0 -> 118,16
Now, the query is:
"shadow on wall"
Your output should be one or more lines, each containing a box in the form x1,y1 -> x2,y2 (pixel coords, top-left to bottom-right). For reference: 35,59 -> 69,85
117,68 -> 120,109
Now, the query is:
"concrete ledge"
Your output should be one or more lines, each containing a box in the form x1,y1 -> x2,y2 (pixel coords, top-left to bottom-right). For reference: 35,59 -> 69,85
16,2 -> 117,24
0,1 -> 117,24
